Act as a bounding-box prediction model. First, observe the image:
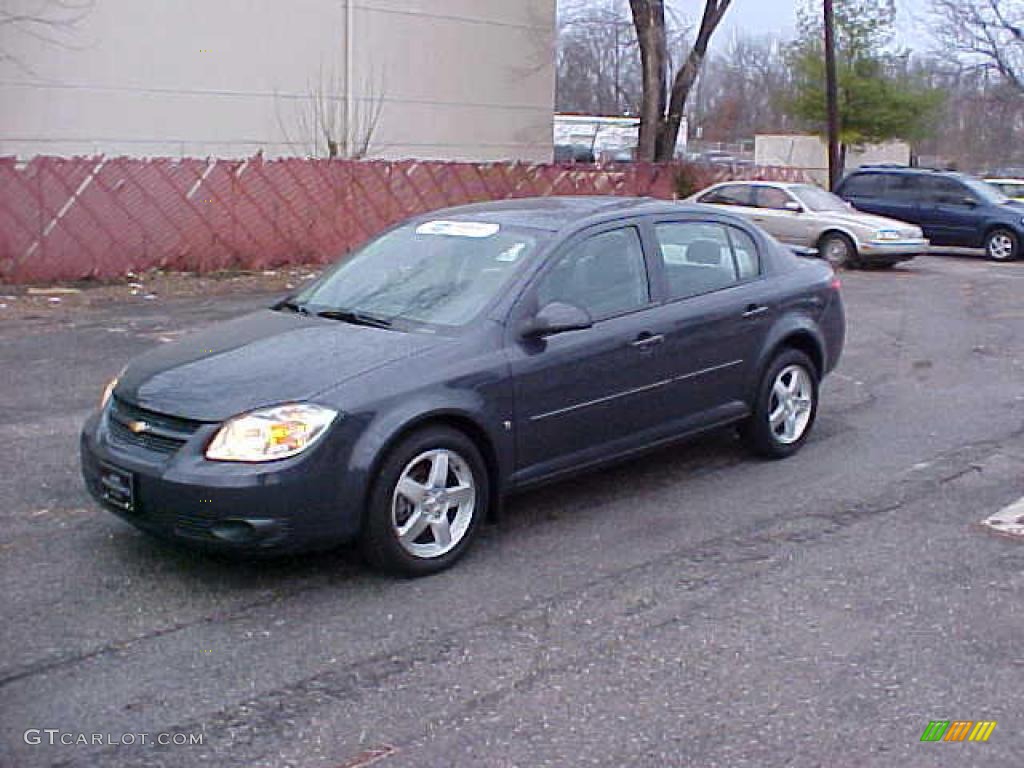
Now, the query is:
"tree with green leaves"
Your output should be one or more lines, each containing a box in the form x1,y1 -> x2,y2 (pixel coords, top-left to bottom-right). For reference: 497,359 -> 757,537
788,0 -> 943,174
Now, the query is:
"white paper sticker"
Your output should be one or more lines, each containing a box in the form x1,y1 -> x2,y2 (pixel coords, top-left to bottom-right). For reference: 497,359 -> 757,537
415,220 -> 500,238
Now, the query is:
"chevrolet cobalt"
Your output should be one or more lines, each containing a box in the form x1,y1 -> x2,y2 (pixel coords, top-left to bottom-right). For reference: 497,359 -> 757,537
81,197 -> 845,575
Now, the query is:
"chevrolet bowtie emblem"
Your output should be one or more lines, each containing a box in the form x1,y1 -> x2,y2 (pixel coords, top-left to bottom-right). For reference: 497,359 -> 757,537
127,420 -> 149,434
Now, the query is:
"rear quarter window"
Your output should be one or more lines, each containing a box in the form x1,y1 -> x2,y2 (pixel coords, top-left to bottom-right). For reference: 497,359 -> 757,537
838,173 -> 887,198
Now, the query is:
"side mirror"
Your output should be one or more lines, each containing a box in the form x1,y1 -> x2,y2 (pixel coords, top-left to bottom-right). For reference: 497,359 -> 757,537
784,200 -> 803,213
521,301 -> 593,339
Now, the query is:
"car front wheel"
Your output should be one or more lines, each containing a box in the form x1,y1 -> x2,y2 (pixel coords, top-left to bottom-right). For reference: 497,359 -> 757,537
985,228 -> 1019,261
742,349 -> 819,459
360,426 -> 488,576
819,232 -> 859,269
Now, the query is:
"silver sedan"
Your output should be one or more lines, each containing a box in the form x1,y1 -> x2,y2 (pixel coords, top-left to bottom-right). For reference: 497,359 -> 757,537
688,181 -> 929,268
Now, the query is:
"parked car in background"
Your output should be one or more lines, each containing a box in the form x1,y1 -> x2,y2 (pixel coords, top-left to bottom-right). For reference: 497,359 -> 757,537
81,197 -> 845,576
688,181 -> 927,268
836,167 -> 1024,261
985,178 -> 1024,202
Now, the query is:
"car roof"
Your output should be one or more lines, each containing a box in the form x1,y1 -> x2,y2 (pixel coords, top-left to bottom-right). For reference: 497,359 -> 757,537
845,166 -> 970,180
413,196 -> 708,232
705,180 -> 809,190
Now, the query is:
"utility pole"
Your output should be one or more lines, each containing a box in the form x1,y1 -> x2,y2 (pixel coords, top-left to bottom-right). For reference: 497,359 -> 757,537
823,0 -> 841,190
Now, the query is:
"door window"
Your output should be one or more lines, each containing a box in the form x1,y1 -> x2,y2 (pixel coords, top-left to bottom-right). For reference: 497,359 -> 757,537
698,184 -> 753,206
536,227 -> 649,321
921,176 -> 972,206
754,186 -> 795,210
887,175 -> 923,201
654,222 -> 757,300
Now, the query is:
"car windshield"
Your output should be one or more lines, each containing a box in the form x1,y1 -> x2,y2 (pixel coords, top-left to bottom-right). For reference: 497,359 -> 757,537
994,182 -> 1024,198
293,220 -> 543,328
791,185 -> 851,213
966,177 -> 1010,204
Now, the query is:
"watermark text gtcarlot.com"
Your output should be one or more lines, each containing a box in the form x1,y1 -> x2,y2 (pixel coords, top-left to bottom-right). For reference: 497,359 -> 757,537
24,729 -> 204,747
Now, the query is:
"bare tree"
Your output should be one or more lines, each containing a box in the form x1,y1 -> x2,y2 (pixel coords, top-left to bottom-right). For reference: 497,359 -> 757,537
931,0 -> 1024,93
277,65 -> 385,159
0,0 -> 94,74
630,0 -> 733,161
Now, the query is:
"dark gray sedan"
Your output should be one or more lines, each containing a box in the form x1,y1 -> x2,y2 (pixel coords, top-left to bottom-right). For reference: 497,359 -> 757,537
81,197 -> 845,575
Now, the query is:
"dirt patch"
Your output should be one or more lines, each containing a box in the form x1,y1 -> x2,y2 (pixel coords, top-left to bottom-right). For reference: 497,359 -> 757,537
0,266 -> 324,321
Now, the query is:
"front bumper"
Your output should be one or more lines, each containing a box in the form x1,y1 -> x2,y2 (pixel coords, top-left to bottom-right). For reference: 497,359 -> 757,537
80,409 -> 364,554
859,238 -> 930,262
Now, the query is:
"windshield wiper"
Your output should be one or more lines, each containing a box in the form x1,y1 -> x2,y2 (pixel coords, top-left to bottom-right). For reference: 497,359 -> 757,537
316,308 -> 394,329
277,300 -> 311,315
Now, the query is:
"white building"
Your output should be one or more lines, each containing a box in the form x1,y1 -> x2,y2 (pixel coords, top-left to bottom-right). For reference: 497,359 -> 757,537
554,114 -> 688,160
0,0 -> 556,161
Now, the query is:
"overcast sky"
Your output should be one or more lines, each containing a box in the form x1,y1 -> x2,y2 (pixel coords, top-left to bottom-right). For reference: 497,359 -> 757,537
710,0 -> 934,51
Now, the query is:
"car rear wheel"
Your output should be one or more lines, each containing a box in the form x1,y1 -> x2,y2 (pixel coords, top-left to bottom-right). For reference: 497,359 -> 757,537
742,349 -> 819,459
818,232 -> 859,269
360,426 -> 488,576
985,229 -> 1019,261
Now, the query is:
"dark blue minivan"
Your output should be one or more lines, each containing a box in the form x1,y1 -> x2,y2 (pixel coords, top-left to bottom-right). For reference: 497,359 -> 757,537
836,167 -> 1024,261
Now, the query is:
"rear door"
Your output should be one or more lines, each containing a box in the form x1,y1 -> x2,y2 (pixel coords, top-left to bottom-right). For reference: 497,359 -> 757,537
648,218 -> 774,426
840,172 -> 922,225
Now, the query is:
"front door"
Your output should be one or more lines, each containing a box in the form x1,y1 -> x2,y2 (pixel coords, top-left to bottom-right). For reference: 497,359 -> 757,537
917,176 -> 984,246
508,224 -> 668,481
748,186 -> 814,246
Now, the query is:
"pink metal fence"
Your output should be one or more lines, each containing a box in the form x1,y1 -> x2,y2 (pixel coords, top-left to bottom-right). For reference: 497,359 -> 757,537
0,156 -> 810,283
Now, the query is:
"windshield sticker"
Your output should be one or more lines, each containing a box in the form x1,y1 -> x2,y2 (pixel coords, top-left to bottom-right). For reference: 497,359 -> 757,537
496,242 -> 527,262
415,221 -> 500,238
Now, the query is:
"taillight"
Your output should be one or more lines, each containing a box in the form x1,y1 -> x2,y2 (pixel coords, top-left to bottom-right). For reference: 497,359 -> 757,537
829,275 -> 842,291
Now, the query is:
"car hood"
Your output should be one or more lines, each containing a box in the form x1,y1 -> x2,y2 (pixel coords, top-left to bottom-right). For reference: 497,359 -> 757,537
824,210 -> 921,235
116,310 -> 445,421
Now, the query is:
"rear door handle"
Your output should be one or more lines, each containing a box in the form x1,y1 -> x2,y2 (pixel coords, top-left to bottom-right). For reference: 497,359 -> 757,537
631,332 -> 665,350
742,304 -> 769,319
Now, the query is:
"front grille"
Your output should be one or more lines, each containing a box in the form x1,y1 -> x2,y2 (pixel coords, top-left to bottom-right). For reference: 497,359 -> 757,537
107,397 -> 204,456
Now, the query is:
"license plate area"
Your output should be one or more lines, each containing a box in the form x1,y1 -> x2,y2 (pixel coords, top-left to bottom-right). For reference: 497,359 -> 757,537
99,463 -> 135,512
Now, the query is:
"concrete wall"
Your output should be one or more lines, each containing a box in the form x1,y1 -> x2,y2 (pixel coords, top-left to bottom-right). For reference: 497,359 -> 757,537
755,134 -> 911,186
0,0 -> 556,161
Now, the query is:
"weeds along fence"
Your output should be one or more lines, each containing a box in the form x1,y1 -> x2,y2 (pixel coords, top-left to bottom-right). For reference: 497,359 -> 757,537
0,155 -> 810,283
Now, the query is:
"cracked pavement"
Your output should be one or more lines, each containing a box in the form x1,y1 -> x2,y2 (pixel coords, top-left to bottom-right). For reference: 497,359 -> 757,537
2,254 -> 1024,767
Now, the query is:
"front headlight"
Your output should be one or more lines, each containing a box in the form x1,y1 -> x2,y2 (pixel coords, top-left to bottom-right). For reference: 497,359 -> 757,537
206,403 -> 338,462
875,229 -> 902,241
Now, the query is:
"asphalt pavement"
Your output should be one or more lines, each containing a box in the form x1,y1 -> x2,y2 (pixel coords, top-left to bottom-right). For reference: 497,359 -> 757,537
2,253 -> 1024,768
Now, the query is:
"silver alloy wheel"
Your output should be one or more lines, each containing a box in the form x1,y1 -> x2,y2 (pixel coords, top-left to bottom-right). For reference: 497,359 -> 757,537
988,231 -> 1015,261
822,236 -> 851,268
391,448 -> 476,559
768,364 -> 814,445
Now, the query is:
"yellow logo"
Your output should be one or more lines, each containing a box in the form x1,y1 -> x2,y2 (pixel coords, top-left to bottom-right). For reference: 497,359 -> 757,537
127,420 -> 148,434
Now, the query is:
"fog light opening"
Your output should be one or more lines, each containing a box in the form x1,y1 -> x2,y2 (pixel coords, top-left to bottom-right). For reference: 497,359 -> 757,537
210,519 -> 259,544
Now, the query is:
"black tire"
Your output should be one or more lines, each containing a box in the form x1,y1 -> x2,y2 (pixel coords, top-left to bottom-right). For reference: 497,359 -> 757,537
741,348 -> 820,459
360,426 -> 488,577
985,228 -> 1019,262
818,232 -> 859,269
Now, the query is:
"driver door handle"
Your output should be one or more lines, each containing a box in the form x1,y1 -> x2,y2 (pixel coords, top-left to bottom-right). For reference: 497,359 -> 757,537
742,304 -> 769,319
631,332 -> 664,350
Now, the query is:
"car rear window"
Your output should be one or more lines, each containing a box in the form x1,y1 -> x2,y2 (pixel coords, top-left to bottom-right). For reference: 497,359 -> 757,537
699,184 -> 753,206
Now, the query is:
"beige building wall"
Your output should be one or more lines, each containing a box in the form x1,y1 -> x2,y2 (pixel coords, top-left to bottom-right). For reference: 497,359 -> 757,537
755,134 -> 912,186
0,0 -> 556,161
